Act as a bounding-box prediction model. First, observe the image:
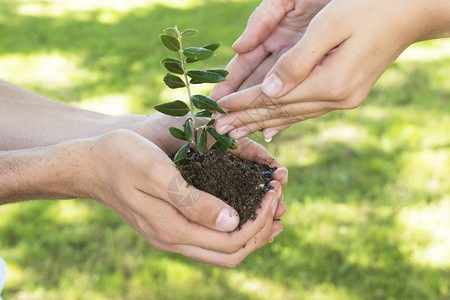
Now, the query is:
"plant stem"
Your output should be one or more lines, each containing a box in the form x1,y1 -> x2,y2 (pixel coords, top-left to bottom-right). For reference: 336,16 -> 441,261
178,33 -> 198,149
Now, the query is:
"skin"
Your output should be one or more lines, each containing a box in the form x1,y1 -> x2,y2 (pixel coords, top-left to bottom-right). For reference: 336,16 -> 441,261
211,0 -> 450,140
0,80 -> 288,268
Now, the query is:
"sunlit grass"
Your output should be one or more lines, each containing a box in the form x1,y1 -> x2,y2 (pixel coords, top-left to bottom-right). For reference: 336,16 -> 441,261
75,93 -> 133,115
400,39 -> 450,61
0,52 -> 96,90
398,197 -> 450,268
226,271 -> 289,299
17,0 -> 200,17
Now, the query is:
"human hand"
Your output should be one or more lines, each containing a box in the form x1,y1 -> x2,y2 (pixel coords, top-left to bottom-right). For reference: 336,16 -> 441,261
210,0 -> 331,137
213,0 -> 450,140
84,129 -> 287,267
211,0 -> 331,99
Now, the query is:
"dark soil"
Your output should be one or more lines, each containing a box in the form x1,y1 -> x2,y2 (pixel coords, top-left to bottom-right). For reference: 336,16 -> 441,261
177,149 -> 276,229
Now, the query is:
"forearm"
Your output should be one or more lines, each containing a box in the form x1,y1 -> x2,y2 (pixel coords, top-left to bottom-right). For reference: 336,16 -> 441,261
417,0 -> 450,41
0,139 -> 94,205
0,79 -> 182,151
0,79 -> 115,150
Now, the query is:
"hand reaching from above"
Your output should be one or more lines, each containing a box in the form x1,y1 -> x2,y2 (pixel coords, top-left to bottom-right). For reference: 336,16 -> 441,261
212,0 -> 450,140
211,0 -> 331,100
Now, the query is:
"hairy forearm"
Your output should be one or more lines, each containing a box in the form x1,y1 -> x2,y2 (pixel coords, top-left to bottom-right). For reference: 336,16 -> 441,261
0,80 -> 118,150
0,79 -> 188,153
0,139 -> 94,205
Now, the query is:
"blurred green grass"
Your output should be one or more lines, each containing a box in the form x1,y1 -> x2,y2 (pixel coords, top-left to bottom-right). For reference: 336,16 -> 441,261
0,0 -> 449,299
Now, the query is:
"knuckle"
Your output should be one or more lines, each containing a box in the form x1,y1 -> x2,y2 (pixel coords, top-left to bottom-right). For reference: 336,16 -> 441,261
277,55 -> 299,77
259,93 -> 277,108
328,82 -> 350,101
346,91 -> 367,109
221,243 -> 245,254
101,129 -> 138,151
316,76 -> 349,102
337,90 -> 366,110
341,99 -> 360,110
223,256 -> 243,269
107,128 -> 134,140
311,13 -> 337,35
155,230 -> 178,245
151,242 -> 169,252
274,109 -> 291,118
287,115 -> 307,123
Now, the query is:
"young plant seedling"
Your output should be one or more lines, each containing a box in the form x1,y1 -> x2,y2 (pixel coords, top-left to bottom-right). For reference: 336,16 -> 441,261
154,26 -> 237,163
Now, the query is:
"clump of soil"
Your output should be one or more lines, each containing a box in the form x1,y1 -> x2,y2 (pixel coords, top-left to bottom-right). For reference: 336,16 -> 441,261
177,149 -> 276,229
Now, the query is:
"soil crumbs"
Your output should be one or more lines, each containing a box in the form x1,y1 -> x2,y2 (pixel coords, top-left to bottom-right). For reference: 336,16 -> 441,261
177,149 -> 276,229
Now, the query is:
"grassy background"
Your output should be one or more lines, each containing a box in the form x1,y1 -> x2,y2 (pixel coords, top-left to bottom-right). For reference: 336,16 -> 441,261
0,0 -> 449,299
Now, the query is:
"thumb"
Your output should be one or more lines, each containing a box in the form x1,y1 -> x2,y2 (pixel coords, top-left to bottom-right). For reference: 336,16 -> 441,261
233,0 -> 292,53
166,173 -> 239,232
261,17 -> 349,98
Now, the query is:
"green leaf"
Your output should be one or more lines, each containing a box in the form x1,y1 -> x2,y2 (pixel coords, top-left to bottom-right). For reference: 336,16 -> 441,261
181,29 -> 198,38
161,57 -> 183,74
174,143 -> 190,164
187,70 -> 226,84
154,100 -> 189,116
206,119 -> 215,126
208,68 -> 229,77
184,47 -> 215,63
229,139 -> 238,150
207,127 -> 235,152
163,27 -> 179,38
202,42 -> 221,51
163,73 -> 185,89
198,128 -> 207,154
169,127 -> 187,141
160,34 -> 180,52
191,94 -> 227,114
183,119 -> 193,143
195,110 -> 212,118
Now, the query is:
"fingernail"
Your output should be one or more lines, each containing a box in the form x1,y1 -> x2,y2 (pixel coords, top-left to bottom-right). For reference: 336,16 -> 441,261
262,73 -> 283,97
269,229 -> 283,243
262,128 -> 279,141
231,129 -> 248,140
216,208 -> 239,231
216,125 -> 234,135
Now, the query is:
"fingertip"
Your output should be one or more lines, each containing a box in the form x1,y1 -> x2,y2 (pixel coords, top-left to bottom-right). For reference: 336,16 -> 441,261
273,167 -> 288,187
270,178 -> 281,190
231,29 -> 257,54
269,226 -> 283,243
231,37 -> 243,52
262,127 -> 279,141
210,82 -> 231,101
215,207 -> 239,232
216,124 -> 235,135
274,200 -> 286,219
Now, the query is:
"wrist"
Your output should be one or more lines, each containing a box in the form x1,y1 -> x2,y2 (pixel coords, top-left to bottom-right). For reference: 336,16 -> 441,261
404,0 -> 450,42
108,113 -> 188,153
